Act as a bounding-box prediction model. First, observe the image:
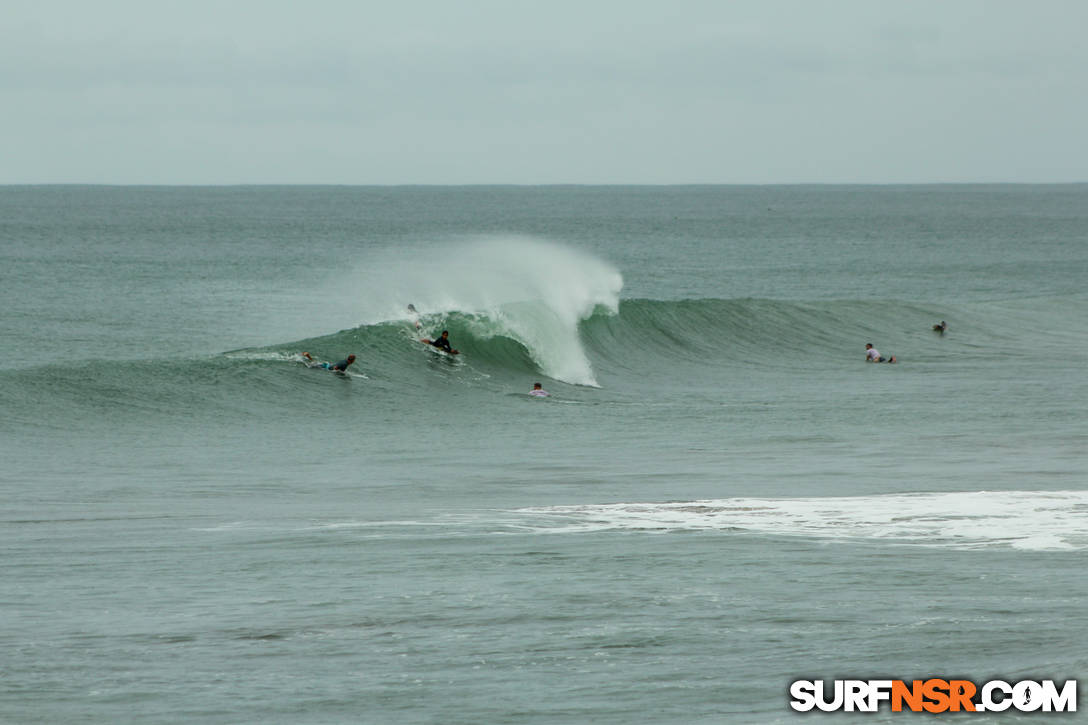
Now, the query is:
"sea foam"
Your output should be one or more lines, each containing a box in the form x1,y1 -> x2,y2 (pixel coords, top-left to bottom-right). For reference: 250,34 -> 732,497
512,491 -> 1088,551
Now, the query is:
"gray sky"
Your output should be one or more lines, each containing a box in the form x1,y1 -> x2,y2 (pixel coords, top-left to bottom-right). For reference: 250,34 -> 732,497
3,0 -> 1086,184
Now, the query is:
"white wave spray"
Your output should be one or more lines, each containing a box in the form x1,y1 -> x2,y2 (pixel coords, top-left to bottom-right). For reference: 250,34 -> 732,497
326,236 -> 623,386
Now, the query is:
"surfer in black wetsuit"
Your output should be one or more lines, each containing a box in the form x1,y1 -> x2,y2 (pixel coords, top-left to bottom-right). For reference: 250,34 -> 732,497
430,331 -> 453,353
330,354 -> 356,371
420,330 -> 459,354
300,352 -> 355,371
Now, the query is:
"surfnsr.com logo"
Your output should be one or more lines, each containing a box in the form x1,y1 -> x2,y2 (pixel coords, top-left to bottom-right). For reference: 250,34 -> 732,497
789,679 -> 1077,713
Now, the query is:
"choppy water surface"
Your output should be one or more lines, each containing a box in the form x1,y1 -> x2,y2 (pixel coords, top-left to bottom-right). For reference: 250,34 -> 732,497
2,185 -> 1086,723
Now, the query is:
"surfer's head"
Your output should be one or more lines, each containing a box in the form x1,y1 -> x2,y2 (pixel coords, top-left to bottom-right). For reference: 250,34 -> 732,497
441,330 -> 449,338
865,343 -> 873,349
347,354 -> 356,362
534,382 -> 543,389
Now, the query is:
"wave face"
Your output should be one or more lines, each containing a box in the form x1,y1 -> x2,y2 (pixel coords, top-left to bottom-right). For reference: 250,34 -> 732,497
252,294 -> 1085,392
6,292 -> 1086,432
326,236 -> 624,386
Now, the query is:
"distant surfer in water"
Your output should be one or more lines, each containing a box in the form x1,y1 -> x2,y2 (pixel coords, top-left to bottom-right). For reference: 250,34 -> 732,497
865,343 -> 896,363
933,320 -> 947,333
529,382 -> 549,398
407,303 -> 421,329
422,330 -> 458,354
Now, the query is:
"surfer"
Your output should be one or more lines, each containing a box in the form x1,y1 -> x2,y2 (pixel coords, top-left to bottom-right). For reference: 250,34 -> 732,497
330,354 -> 356,372
422,330 -> 458,354
301,352 -> 356,371
933,320 -> 947,333
529,382 -> 549,398
407,304 -> 421,329
865,343 -> 896,363
431,331 -> 454,353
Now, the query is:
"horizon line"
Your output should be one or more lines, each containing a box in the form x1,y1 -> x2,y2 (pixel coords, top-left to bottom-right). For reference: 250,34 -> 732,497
3,181 -> 1087,188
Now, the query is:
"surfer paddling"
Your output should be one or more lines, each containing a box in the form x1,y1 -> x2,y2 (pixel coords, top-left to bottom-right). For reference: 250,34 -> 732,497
421,330 -> 458,355
932,320 -> 947,334
330,354 -> 356,371
864,343 -> 896,364
301,352 -> 357,371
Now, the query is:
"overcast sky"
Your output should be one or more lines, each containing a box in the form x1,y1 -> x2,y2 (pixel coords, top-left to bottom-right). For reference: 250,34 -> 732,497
3,0 -> 1086,184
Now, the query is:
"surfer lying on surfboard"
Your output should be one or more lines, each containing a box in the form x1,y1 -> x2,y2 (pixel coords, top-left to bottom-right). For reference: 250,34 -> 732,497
864,344 -> 896,363
421,330 -> 459,355
302,352 -> 357,371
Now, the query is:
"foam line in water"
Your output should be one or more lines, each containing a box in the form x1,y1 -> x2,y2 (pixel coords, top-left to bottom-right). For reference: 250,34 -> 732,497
513,491 -> 1088,551
324,236 -> 623,386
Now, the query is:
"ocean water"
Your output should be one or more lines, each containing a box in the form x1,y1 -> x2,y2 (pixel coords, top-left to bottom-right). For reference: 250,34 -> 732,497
2,185 -> 1086,723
